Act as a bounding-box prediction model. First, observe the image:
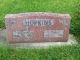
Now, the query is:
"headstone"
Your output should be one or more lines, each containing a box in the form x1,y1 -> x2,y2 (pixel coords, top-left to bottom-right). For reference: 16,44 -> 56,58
5,12 -> 71,43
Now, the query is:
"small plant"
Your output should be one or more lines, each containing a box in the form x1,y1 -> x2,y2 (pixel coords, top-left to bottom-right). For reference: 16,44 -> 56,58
71,3 -> 80,43
0,20 -> 5,29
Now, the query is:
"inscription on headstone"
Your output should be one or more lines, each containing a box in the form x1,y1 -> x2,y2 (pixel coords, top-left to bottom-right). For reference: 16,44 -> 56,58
44,30 -> 64,37
23,19 -> 54,26
5,12 -> 71,43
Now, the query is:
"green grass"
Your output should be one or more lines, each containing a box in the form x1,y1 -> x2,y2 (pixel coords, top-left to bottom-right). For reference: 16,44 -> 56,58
0,0 -> 80,60
0,0 -> 80,28
0,0 -> 80,41
0,44 -> 79,60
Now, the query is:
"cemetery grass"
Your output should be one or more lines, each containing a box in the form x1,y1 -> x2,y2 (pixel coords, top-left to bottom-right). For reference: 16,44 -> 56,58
0,0 -> 80,41
0,0 -> 80,59
0,0 -> 80,42
0,44 -> 80,60
0,0 -> 79,29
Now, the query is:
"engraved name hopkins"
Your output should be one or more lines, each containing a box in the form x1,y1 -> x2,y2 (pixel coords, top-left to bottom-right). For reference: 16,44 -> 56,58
23,19 -> 54,26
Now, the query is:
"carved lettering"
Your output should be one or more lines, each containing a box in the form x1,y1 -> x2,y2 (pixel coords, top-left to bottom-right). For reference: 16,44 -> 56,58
23,19 -> 54,26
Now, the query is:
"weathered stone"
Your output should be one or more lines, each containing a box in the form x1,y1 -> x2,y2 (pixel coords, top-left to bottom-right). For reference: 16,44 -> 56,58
5,12 -> 71,43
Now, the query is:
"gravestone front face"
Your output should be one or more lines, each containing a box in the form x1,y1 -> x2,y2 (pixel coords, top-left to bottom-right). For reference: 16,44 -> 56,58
5,12 -> 71,43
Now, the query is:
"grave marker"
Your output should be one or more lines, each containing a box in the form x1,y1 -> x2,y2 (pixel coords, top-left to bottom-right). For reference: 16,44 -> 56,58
5,12 -> 71,43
